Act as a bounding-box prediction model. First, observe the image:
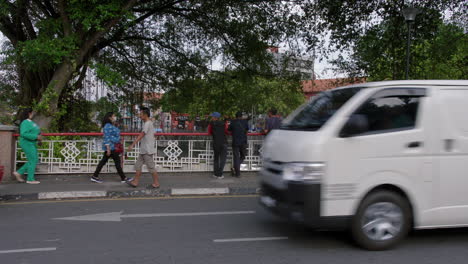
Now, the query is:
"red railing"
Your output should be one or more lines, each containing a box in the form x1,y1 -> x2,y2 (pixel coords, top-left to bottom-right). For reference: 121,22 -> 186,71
13,132 -> 266,137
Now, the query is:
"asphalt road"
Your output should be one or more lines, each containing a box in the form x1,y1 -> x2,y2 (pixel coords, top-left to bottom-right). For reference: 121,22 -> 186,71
1,196 -> 468,264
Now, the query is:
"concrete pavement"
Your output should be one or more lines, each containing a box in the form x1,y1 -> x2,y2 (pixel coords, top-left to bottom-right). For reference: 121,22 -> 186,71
0,172 -> 260,201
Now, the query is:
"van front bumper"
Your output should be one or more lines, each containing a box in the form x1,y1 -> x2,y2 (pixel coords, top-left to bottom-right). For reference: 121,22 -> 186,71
259,182 -> 350,229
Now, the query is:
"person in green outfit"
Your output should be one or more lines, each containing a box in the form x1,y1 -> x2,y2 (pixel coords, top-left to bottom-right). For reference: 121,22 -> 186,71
13,108 -> 42,184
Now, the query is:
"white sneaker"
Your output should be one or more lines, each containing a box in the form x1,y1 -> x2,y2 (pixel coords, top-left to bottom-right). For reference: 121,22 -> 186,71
122,177 -> 133,183
13,172 -> 25,183
26,180 -> 40,184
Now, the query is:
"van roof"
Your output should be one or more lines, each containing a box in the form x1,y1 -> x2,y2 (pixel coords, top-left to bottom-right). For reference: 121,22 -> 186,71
338,80 -> 468,90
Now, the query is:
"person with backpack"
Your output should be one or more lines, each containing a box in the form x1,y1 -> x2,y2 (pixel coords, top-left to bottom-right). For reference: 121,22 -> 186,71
91,112 -> 129,183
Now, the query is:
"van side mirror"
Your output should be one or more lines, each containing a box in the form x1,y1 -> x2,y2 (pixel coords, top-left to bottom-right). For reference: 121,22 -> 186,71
340,114 -> 369,138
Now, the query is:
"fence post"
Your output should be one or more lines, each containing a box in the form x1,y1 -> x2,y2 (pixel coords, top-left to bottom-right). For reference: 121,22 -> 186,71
0,125 -> 17,183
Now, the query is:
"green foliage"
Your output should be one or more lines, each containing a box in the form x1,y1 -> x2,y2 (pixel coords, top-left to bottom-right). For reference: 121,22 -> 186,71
161,71 -> 305,117
312,0 -> 467,80
32,82 -> 59,115
68,0 -> 127,31
17,35 -> 77,71
94,96 -> 121,124
91,63 -> 126,87
335,17 -> 467,80
411,23 -> 467,79
52,97 -> 100,132
0,59 -> 17,125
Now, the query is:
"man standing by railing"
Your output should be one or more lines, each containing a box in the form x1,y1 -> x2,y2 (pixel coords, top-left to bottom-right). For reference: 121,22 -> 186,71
264,108 -> 282,134
229,111 -> 249,177
207,112 -> 228,179
126,107 -> 160,189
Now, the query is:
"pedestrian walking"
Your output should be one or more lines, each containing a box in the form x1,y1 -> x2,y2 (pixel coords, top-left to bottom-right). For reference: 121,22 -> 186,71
229,111 -> 249,177
13,108 -> 41,184
264,108 -> 282,134
207,112 -> 228,179
91,112 -> 129,184
126,107 -> 160,189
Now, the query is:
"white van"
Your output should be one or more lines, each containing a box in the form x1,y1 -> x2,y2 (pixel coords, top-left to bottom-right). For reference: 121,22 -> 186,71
259,80 -> 468,250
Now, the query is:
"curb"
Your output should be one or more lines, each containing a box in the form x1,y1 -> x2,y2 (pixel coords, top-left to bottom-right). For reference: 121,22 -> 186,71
0,187 -> 260,202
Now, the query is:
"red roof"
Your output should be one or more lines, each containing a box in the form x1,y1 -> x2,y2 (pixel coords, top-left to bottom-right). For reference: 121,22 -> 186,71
302,78 -> 367,95
143,92 -> 163,101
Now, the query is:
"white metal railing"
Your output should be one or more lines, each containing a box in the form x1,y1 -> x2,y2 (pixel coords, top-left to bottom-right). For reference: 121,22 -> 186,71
14,133 -> 264,174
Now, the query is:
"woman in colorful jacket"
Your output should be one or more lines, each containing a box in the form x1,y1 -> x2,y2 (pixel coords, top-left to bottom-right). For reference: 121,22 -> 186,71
13,108 -> 41,184
91,112 -> 129,183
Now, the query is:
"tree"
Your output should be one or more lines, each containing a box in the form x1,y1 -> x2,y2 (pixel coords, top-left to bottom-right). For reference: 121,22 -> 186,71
161,70 -> 305,117
93,96 -> 121,124
0,0 -> 313,129
331,17 -> 467,80
308,0 -> 466,79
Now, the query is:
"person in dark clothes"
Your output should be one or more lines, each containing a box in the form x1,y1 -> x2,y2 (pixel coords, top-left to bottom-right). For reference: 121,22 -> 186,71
229,111 -> 249,177
264,108 -> 282,134
207,112 -> 229,179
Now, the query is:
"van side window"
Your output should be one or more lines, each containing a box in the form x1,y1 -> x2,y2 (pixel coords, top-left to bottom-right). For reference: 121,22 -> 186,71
355,96 -> 421,133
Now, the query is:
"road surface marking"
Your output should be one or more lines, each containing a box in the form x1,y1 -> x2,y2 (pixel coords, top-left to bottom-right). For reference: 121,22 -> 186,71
213,237 -> 289,243
0,247 -> 57,254
54,210 -> 256,222
0,194 -> 258,206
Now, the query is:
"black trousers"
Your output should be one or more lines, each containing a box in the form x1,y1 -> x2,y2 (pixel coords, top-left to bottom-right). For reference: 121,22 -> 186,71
213,144 -> 227,176
94,151 -> 126,180
232,144 -> 247,176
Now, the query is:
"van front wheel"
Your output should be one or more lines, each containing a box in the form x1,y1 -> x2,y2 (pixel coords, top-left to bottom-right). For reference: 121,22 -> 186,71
351,191 -> 411,250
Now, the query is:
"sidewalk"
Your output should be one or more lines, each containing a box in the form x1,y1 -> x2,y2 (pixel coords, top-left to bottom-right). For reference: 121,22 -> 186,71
0,172 -> 260,202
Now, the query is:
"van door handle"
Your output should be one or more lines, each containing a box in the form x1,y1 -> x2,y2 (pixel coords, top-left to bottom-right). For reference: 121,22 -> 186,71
444,139 -> 454,152
407,141 -> 422,148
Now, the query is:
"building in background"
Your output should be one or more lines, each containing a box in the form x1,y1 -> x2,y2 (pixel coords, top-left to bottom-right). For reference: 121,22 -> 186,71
267,47 -> 315,80
119,93 -> 165,132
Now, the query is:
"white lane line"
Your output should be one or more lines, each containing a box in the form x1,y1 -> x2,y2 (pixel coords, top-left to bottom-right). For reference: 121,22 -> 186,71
44,239 -> 61,242
124,211 -> 256,218
213,237 -> 288,243
0,247 -> 57,254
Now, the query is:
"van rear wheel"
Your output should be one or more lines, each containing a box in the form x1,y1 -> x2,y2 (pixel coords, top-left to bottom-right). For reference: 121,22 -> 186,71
351,191 -> 411,250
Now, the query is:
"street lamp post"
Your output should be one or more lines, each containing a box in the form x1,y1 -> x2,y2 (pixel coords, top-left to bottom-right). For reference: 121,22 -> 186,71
402,7 -> 420,80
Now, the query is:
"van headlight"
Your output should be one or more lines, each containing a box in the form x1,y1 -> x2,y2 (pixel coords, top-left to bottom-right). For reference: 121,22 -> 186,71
282,162 -> 325,183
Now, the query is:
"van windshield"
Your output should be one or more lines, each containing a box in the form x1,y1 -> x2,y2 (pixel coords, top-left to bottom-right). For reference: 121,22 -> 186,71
281,87 -> 362,131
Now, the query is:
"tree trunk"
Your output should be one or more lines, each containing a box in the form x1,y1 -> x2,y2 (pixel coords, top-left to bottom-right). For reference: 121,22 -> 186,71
18,66 -> 54,107
33,61 -> 75,129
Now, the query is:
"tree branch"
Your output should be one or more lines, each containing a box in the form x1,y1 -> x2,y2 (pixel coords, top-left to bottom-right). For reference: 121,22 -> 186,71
96,0 -> 187,52
58,0 -> 72,36
31,0 -> 55,18
78,0 -> 139,65
43,0 -> 58,17
0,17 -> 18,44
21,3 -> 37,39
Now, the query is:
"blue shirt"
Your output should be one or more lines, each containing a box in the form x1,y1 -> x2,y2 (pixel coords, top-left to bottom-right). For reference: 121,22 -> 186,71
102,123 -> 120,151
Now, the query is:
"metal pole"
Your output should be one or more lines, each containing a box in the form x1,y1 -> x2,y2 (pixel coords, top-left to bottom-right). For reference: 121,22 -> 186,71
405,21 -> 412,80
